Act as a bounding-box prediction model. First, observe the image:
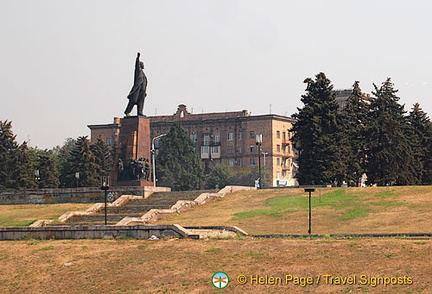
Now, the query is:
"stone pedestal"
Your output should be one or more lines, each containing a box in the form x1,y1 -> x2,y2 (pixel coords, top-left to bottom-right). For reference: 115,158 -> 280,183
112,116 -> 153,186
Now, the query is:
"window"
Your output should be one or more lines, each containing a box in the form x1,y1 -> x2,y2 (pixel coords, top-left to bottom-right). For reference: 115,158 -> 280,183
237,147 -> 242,154
190,133 -> 197,143
277,131 -> 280,138
228,159 -> 235,167
282,170 -> 287,178
277,158 -> 281,166
211,146 -> 220,154
282,132 -> 286,140
249,131 -> 255,139
238,131 -> 243,140
201,146 -> 209,154
250,158 -> 256,166
228,132 -> 235,141
287,144 -> 291,153
203,134 -> 210,146
277,144 -> 281,152
237,158 -> 242,166
250,145 -> 255,153
106,138 -> 112,146
227,146 -> 234,154
215,133 -> 220,143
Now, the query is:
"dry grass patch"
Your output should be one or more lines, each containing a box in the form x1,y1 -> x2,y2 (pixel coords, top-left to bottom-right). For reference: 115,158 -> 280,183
156,186 -> 432,235
0,203 -> 92,227
0,238 -> 430,293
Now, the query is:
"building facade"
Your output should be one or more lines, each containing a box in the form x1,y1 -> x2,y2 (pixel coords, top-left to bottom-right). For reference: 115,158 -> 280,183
88,104 -> 298,187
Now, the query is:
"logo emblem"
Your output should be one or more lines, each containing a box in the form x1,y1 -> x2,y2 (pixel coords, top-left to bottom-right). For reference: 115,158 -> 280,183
212,272 -> 229,289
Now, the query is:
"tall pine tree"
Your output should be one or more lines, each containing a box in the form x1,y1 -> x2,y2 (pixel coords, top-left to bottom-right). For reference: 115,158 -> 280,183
365,78 -> 418,185
0,120 -> 17,188
291,72 -> 344,185
408,103 -> 432,184
90,138 -> 113,177
156,123 -> 204,191
66,136 -> 100,187
340,81 -> 370,185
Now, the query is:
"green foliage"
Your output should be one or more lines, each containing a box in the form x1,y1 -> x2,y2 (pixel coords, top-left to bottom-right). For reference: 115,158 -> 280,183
339,81 -> 370,185
0,120 -> 18,189
291,72 -> 344,185
64,136 -> 100,187
156,123 -> 204,191
205,163 -> 232,189
408,103 -> 432,184
365,79 -> 419,185
228,166 -> 271,188
90,138 -> 113,177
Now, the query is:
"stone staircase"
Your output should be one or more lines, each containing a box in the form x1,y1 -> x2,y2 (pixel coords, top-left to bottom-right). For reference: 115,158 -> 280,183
58,190 -> 212,226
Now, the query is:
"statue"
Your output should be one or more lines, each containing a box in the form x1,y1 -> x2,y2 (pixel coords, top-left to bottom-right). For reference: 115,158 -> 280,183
124,52 -> 148,117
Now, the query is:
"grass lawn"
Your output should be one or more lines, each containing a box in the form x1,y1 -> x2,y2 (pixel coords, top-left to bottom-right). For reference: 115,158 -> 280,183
154,186 -> 432,235
0,203 -> 92,227
0,238 -> 430,293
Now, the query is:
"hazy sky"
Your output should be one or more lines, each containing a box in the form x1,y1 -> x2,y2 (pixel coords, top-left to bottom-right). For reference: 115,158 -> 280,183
1,0 -> 432,149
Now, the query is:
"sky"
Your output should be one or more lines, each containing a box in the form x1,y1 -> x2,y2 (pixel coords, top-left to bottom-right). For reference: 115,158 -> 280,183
1,0 -> 432,149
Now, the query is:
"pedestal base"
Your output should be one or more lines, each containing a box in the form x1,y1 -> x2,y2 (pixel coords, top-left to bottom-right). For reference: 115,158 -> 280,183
115,181 -> 155,187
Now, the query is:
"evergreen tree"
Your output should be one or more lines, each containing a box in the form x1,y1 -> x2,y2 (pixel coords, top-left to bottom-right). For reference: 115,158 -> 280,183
0,120 -> 18,188
408,103 -> 432,184
291,72 -> 344,185
365,78 -> 418,185
56,138 -> 77,187
35,150 -> 60,188
91,138 -> 113,177
340,81 -> 370,185
156,123 -> 204,191
66,136 -> 100,187
8,142 -> 38,189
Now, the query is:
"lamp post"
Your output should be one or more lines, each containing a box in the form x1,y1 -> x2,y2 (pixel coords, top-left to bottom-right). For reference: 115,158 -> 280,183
304,188 -> 315,234
75,172 -> 80,188
152,134 -> 166,187
261,151 -> 268,166
101,176 -> 110,225
256,134 -> 263,189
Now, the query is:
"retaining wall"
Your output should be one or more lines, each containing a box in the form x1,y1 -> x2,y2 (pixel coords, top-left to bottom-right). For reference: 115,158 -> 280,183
0,186 -> 170,205
0,224 -> 197,240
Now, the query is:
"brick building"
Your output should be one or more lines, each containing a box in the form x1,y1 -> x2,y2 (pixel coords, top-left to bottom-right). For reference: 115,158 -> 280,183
88,104 -> 298,187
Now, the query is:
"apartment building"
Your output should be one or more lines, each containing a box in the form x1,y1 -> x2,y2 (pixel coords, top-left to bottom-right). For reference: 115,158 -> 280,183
88,104 -> 298,187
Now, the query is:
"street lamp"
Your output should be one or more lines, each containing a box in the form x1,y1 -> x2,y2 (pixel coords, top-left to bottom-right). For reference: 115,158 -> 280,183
152,134 -> 166,187
261,151 -> 268,166
75,172 -> 80,188
101,176 -> 110,225
255,134 -> 263,189
304,188 -> 315,234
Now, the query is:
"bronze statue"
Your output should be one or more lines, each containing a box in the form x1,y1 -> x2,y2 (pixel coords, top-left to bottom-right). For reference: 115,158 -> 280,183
124,52 -> 147,116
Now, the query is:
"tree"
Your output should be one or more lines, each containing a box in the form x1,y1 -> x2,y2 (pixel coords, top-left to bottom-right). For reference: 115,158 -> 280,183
0,120 -> 18,188
156,123 -> 204,191
91,138 -> 113,177
35,150 -> 60,188
56,138 -> 77,187
228,166 -> 271,187
340,81 -> 370,185
8,142 -> 38,189
408,103 -> 432,184
291,72 -> 344,185
66,136 -> 100,187
365,78 -> 418,185
205,163 -> 233,189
